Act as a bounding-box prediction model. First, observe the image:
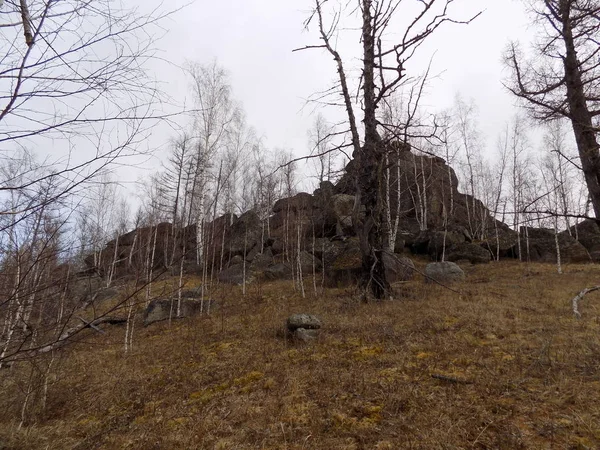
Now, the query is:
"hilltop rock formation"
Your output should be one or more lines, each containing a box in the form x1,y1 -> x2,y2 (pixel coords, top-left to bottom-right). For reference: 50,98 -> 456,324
86,144 -> 597,287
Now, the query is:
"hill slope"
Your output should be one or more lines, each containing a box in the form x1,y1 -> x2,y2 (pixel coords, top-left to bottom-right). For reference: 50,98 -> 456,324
2,261 -> 600,449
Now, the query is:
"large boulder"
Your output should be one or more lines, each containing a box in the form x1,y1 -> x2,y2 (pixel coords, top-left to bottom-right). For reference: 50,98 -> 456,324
424,261 -> 465,284
327,238 -> 363,286
480,221 -> 518,258
263,263 -> 292,280
273,192 -> 314,214
446,243 -> 491,264
382,252 -> 415,283
250,248 -> 274,270
297,250 -> 322,274
218,263 -> 255,285
519,227 -> 591,263
331,194 -> 357,235
569,219 -> 600,261
144,298 -> 207,326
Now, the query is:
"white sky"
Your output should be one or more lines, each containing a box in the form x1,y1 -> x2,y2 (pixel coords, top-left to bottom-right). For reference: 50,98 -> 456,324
126,0 -> 539,193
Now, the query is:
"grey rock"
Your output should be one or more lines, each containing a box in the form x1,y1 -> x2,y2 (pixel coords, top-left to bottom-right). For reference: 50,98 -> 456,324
382,252 -> 415,282
446,243 -> 491,264
263,263 -> 292,280
424,261 -> 465,284
251,248 -> 274,270
294,328 -> 319,342
520,226 -> 592,263
297,250 -> 322,274
287,313 -> 322,331
229,254 -> 243,266
218,263 -> 254,285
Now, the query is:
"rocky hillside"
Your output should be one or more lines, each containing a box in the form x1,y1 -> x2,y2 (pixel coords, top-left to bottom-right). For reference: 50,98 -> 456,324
86,147 -> 599,286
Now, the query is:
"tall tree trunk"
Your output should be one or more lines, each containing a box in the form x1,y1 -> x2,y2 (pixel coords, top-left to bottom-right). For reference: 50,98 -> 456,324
561,1 -> 600,220
354,0 -> 390,300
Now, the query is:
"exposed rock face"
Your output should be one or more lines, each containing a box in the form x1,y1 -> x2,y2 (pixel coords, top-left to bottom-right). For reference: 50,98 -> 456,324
382,252 -> 415,283
480,221 -> 519,259
519,227 -> 591,263
337,143 -> 490,234
217,263 -> 255,285
331,194 -> 357,235
326,238 -> 363,287
144,298 -> 208,326
85,222 -> 198,279
570,219 -> 600,261
424,262 -> 465,284
446,243 -> 491,264
88,142 -> 597,289
263,263 -> 292,280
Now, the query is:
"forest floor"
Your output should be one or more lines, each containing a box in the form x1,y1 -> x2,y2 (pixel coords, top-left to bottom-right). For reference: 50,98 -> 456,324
2,259 -> 600,449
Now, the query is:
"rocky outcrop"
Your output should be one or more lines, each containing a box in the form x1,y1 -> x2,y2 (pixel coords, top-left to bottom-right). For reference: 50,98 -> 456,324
519,227 -> 591,263
87,142 -> 598,289
446,243 -> 491,264
570,219 -> 600,262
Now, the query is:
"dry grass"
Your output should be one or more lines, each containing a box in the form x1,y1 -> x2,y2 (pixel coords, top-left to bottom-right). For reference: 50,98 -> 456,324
2,260 -> 600,449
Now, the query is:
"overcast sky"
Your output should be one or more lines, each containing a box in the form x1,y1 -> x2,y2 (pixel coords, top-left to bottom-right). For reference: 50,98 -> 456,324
133,0 -> 536,191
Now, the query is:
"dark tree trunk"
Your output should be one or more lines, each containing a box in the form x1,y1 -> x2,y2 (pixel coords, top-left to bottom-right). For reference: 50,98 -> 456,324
354,0 -> 390,300
560,0 -> 600,220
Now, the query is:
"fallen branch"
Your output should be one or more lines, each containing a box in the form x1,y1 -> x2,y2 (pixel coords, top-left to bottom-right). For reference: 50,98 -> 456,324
38,316 -> 128,354
572,286 -> 600,319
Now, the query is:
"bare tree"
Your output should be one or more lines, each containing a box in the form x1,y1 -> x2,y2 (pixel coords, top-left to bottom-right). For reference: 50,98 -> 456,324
504,0 -> 600,220
299,0 -> 478,299
308,113 -> 336,186
1,0 -> 178,221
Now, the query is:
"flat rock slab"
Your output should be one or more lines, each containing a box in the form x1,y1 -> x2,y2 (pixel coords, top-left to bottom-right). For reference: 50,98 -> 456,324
286,314 -> 322,331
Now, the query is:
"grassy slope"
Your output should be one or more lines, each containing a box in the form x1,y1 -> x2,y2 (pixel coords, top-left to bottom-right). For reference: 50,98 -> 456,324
2,260 -> 600,449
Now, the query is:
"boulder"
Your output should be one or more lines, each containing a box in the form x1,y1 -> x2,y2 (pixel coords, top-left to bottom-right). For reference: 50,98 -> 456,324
263,263 -> 292,280
225,211 -> 263,257
218,263 -> 255,285
480,221 -> 518,258
519,227 -> 591,263
331,194 -> 357,235
229,255 -> 243,266
446,243 -> 491,264
569,219 -> 600,262
286,313 -> 322,331
382,252 -> 415,282
424,261 -> 465,284
327,238 -> 363,286
144,298 -> 208,326
250,247 -> 274,270
297,250 -> 322,274
273,192 -> 314,214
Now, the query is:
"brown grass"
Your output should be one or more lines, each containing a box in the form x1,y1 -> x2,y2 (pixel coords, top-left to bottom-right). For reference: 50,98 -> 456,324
2,260 -> 600,449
